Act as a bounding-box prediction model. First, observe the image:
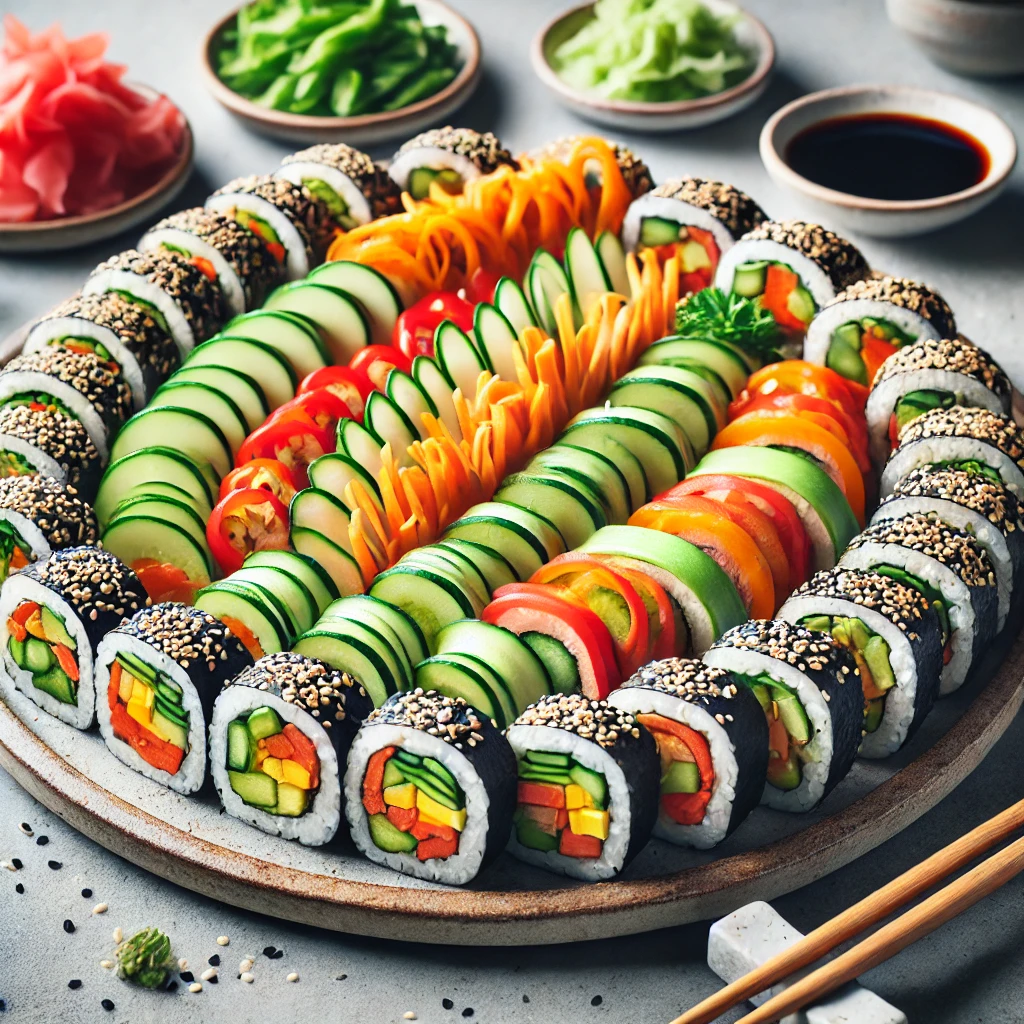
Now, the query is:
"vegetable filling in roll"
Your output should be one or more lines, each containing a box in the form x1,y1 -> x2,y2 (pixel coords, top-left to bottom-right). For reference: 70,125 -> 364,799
7,600 -> 79,707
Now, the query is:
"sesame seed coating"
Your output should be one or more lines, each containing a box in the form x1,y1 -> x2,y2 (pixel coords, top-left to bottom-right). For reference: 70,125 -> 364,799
871,337 -> 1010,401
0,404 -> 101,498
710,618 -> 859,679
368,688 -> 487,745
740,219 -> 869,290
648,177 -> 767,238
791,567 -> 931,633
281,145 -> 402,219
895,405 -> 1024,466
0,475 -> 97,550
825,274 -> 956,338
886,466 -> 1024,535
231,651 -> 366,721
397,127 -> 518,175
512,693 -> 641,749
622,657 -> 749,707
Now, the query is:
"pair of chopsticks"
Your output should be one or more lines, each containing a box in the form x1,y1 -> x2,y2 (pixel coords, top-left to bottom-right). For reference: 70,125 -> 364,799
672,796 -> 1024,1024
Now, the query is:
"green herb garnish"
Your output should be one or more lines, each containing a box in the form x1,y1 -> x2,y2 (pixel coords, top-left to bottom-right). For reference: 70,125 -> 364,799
674,288 -> 780,355
116,927 -> 176,990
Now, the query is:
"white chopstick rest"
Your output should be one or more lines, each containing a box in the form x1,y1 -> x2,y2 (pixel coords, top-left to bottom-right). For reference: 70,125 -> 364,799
707,902 -> 907,1024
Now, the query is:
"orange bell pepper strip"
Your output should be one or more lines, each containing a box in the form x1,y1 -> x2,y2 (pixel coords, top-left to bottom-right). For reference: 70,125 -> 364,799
559,828 -> 603,859
861,334 -> 898,385
416,833 -> 459,861
52,644 -> 79,682
387,805 -> 419,833
282,724 -> 320,789
517,781 -> 566,809
361,746 -> 395,816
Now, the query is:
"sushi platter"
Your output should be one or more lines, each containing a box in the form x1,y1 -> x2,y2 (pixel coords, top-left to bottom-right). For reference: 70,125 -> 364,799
3,38 -> 1024,943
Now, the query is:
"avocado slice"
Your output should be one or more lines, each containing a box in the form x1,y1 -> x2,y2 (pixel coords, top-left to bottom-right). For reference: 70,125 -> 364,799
786,285 -> 816,324
382,759 -> 406,790
247,705 -> 283,742
515,816 -> 560,852
40,607 -> 75,650
32,663 -> 75,705
863,634 -> 896,692
274,782 -> 309,817
661,760 -> 701,794
800,615 -> 832,633
864,699 -> 885,733
767,751 -> 802,790
152,708 -> 188,750
229,769 -> 277,809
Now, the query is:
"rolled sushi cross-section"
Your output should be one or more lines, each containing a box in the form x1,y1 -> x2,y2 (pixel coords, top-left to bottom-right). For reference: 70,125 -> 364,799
608,658 -> 768,849
779,568 -> 943,758
881,405 -> 1024,502
212,652 -> 372,844
805,275 -> 957,387
839,513 -> 999,696
0,348 -> 134,460
139,207 -> 283,316
622,178 -> 767,294
714,220 -> 869,335
278,144 -> 402,231
506,693 -> 660,881
388,127 -> 518,201
96,603 -> 253,794
24,292 -> 180,409
0,404 -> 103,501
703,619 -> 863,812
0,547 -> 147,730
206,175 -> 336,282
0,475 -> 97,584
865,337 -> 1012,467
346,689 -> 516,882
82,248 -> 227,358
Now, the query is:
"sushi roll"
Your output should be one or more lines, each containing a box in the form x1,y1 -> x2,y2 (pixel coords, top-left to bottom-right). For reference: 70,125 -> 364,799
880,405 -> 1024,501
206,175 -> 336,282
81,248 -> 227,357
839,513 -> 999,695
804,275 -> 956,387
506,693 -> 660,881
873,466 -> 1024,628
277,144 -> 402,230
0,404 -> 103,500
96,603 -> 252,795
0,348 -> 133,459
212,653 -> 372,845
138,208 -> 283,316
779,568 -> 943,759
0,547 -> 147,730
703,619 -> 863,812
713,220 -> 869,336
607,659 -> 768,849
526,136 -> 654,199
23,292 -> 180,409
865,337 -> 1012,467
388,127 -> 518,201
622,178 -> 768,292
346,689 -> 516,882
0,475 -> 98,584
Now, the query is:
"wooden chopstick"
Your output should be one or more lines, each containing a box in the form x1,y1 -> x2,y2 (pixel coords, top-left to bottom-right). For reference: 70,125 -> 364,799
735,831 -> 1024,1024
670,796 -> 1024,1024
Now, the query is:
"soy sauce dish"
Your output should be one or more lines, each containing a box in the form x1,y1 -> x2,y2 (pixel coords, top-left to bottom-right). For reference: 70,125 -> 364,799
760,85 -> 1017,238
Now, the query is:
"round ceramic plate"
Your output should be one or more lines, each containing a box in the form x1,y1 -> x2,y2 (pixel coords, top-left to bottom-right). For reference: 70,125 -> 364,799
0,87 -> 193,255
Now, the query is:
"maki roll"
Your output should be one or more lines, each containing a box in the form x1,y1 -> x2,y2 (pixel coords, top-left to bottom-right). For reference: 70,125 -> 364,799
0,404 -> 103,500
713,220 -> 869,336
277,144 -> 402,230
388,127 -> 518,200
703,619 -> 863,812
881,405 -> 1024,501
865,337 -> 1011,467
206,175 -> 336,282
0,475 -> 98,584
506,693 -> 660,881
622,178 -> 768,293
0,348 -> 133,459
346,689 -> 516,883
526,136 -> 654,199
607,659 -> 768,849
24,292 -> 180,409
212,652 -> 372,845
779,568 -> 943,759
81,248 -> 227,357
96,604 -> 252,795
805,275 -> 956,387
138,208 -> 283,316
0,547 -> 147,730
839,513 -> 998,695
873,466 -> 1024,628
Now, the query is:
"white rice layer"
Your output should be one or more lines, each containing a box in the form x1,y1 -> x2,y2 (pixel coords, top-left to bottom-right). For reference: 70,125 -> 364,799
344,724 -> 489,884
205,194 -> 310,282
0,434 -> 66,485
881,437 -> 1024,502
276,163 -> 372,226
0,509 -> 53,567
713,239 -> 838,309
137,229 -> 245,317
0,375 -> 109,459
211,685 -> 341,846
621,196 -> 737,258
388,148 -> 482,192
804,299 -> 941,367
607,687 -> 738,850
0,574 -> 94,729
95,634 -> 208,796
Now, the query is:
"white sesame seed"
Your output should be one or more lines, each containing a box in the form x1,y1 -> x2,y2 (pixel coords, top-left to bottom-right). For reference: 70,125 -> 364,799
189,983 -> 203,994
241,972 -> 254,984
112,927 -> 123,944
93,903 -> 108,915
239,958 -> 254,973
178,958 -> 189,971
403,1013 -> 417,1020
100,960 -> 115,970
2,861 -> 14,873
217,935 -> 230,946
287,972 -> 299,983
201,968 -> 217,982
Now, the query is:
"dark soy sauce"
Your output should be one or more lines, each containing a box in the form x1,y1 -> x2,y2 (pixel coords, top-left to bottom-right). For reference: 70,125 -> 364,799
785,113 -> 989,201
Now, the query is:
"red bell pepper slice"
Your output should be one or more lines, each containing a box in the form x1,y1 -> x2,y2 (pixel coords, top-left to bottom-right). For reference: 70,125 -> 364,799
761,264 -> 809,333
464,267 -> 501,306
268,387 -> 351,434
558,829 -> 603,859
393,291 -> 476,360
362,746 -> 395,816
282,723 -> 320,789
386,805 -> 419,832
132,559 -> 201,604
516,781 -> 566,809
219,458 -> 297,504
348,345 -> 413,392
297,365 -> 373,420
264,732 -> 295,759
110,700 -> 185,775
206,487 -> 290,576
742,359 -> 869,415
611,565 -> 677,661
416,834 -> 459,861
236,413 -> 334,490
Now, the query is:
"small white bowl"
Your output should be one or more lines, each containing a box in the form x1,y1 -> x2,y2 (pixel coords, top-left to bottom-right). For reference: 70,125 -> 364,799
201,0 -> 481,147
759,85 -> 1017,238
530,0 -> 774,133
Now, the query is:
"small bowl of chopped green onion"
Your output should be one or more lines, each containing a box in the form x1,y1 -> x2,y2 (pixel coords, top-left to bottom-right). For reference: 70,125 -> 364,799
532,0 -> 774,132
202,0 -> 482,146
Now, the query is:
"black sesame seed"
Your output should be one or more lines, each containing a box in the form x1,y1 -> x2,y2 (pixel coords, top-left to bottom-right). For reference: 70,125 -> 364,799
523,995 -> 530,1003
462,1010 -> 474,1019
48,860 -> 62,870
101,998 -> 115,1011
10,859 -> 21,870
443,998 -> 454,1010
208,974 -> 218,984
81,888 -> 92,898
15,884 -> 24,894
179,971 -> 194,983
270,949 -> 283,960
591,995 -> 603,1006
20,822 -> 32,832
68,980 -> 82,991
208,955 -> 220,967
36,835 -> 48,846
0,998 -> 6,1011
263,946 -> 277,958
335,974 -> 347,981
165,981 -> 178,993
63,919 -> 75,934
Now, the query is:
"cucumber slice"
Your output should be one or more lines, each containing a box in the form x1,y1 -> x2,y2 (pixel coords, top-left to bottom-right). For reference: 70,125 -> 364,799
528,444 -> 631,524
167,365 -> 269,432
639,337 -> 749,399
436,321 -> 489,402
473,303 -> 521,382
307,453 -> 383,512
243,549 -> 338,614
495,472 -> 606,550
564,227 -> 611,321
415,655 -> 501,725
148,381 -> 248,455
608,368 -> 718,455
231,565 -> 318,637
336,419 -> 384,481
108,495 -> 208,552
221,309 -> 329,380
185,337 -> 296,410
397,546 -> 490,610
102,516 -> 212,586
527,251 -> 571,336
95,447 -> 215,527
293,626 -> 399,707
322,594 -> 428,667
369,565 -> 478,651
596,232 -> 630,297
121,480 -> 202,509
289,527 -> 364,596
443,501 -> 564,580
110,406 -> 233,480
521,632 -> 579,695
494,277 -> 537,336
307,261 -> 402,346
364,390 -> 417,466
437,538 -> 517,594
412,355 -> 462,441
289,488 -> 354,554
442,652 -> 517,727
196,578 -> 294,652
263,283 -> 370,365
315,609 -> 413,690
385,370 -> 438,442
